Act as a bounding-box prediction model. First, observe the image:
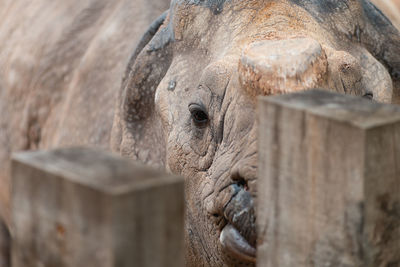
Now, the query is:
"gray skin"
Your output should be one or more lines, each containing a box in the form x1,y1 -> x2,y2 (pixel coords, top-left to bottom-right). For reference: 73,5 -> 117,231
0,0 -> 399,266
0,0 -> 170,265
111,0 -> 400,266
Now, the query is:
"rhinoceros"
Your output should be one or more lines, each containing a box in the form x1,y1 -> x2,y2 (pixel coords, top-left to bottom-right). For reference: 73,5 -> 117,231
1,0 -> 400,266
111,0 -> 400,265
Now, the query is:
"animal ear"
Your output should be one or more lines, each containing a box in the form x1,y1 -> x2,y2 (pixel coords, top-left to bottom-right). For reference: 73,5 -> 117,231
238,37 -> 328,96
111,10 -> 173,168
361,0 -> 400,103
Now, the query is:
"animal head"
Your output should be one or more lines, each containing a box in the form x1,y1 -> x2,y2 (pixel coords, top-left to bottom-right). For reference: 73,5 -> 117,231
111,0 -> 400,265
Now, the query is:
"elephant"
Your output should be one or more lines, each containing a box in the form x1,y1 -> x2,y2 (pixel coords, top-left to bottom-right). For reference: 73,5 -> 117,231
111,0 -> 400,266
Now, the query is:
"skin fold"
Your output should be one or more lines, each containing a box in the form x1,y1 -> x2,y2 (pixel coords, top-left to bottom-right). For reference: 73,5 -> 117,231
112,0 -> 400,266
371,0 -> 400,29
0,0 -> 399,266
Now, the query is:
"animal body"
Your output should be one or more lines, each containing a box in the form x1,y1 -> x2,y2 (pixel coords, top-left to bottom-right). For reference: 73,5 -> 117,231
111,0 -> 400,265
372,0 -> 400,29
0,0 -> 170,265
1,0 -> 400,266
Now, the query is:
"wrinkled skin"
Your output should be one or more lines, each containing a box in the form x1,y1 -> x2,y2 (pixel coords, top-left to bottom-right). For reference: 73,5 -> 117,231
0,0 -> 400,266
112,0 -> 400,266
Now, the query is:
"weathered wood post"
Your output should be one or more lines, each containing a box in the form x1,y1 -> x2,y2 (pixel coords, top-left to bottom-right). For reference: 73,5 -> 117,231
257,90 -> 400,266
11,148 -> 184,267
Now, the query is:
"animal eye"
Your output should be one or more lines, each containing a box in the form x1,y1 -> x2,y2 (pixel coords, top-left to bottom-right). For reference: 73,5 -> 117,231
188,103 -> 209,126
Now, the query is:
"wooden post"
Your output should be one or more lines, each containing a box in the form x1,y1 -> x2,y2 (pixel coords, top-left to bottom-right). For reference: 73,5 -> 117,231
11,148 -> 184,267
257,90 -> 400,267
0,221 -> 10,267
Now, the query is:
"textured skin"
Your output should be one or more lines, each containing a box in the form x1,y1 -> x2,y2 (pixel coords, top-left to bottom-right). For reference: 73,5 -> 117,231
112,0 -> 400,266
0,0 -> 400,266
0,0 -> 170,265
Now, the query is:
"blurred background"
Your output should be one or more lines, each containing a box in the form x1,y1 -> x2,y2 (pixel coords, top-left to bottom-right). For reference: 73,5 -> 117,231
0,0 -> 399,266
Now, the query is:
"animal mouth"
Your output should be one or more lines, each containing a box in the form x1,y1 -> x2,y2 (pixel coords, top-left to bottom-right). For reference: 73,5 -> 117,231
219,185 -> 256,263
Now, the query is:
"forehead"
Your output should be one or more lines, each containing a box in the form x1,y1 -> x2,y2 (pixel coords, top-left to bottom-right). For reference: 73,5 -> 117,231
169,0 -> 333,34
173,0 -> 228,13
169,1 -> 328,55
168,0 -> 382,58
169,0 -> 369,35
173,0 -> 355,14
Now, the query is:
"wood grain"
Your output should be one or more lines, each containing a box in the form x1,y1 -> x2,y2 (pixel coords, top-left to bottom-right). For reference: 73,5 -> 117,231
11,147 -> 184,267
257,90 -> 400,267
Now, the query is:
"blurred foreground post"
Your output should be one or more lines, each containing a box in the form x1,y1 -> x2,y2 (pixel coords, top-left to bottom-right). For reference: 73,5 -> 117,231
11,148 -> 184,267
257,90 -> 400,266
0,221 -> 10,267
